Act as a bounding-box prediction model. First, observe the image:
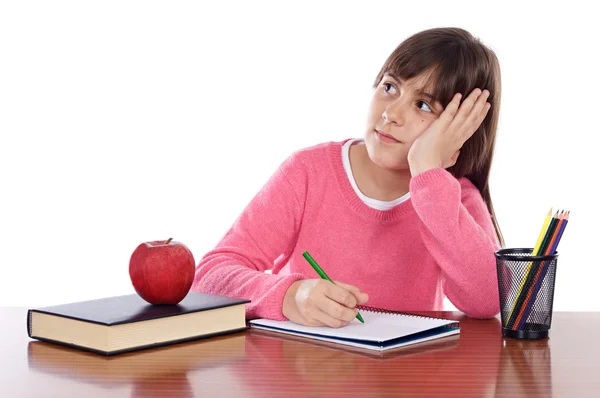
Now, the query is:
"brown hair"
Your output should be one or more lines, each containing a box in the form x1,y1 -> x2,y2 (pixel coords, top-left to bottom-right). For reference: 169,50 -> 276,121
374,27 -> 504,247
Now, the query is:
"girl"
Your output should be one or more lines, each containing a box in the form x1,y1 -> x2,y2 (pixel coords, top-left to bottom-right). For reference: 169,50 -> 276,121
192,27 -> 504,327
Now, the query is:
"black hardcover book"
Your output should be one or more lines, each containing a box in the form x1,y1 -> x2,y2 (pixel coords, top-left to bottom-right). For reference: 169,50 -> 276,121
27,291 -> 250,355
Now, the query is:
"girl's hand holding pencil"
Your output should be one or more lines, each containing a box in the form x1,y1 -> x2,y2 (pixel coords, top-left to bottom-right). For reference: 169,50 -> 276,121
282,278 -> 369,328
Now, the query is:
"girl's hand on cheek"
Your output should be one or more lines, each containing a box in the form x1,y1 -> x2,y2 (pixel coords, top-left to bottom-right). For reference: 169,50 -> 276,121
407,88 -> 491,177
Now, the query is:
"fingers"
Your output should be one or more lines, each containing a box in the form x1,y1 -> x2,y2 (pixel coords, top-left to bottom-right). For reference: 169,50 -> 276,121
465,89 -> 490,127
437,92 -> 462,127
334,281 -> 369,304
478,100 -> 492,121
288,279 -> 370,328
324,282 -> 358,308
305,306 -> 352,328
321,298 -> 358,325
448,88 -> 484,131
448,88 -> 491,144
315,281 -> 368,327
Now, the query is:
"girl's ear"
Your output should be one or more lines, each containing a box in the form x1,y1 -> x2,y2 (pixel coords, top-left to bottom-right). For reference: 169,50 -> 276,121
445,149 -> 460,169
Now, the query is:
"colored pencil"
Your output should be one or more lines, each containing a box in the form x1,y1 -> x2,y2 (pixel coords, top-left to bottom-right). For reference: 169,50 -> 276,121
513,211 -> 565,329
507,210 -> 560,329
533,208 -> 553,256
505,208 -> 554,328
515,211 -> 569,329
507,210 -> 561,329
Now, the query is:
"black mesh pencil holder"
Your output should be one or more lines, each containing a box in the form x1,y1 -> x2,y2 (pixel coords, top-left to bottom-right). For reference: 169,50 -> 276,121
495,248 -> 558,339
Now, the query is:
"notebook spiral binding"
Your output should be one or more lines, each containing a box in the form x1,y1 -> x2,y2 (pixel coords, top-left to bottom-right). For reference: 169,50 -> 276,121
357,305 -> 460,329
357,305 -> 438,319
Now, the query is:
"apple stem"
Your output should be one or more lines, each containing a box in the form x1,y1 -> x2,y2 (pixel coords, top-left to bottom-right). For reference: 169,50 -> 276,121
164,238 -> 173,244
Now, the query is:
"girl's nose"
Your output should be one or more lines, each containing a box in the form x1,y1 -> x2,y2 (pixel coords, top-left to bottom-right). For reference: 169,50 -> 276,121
382,100 -> 406,126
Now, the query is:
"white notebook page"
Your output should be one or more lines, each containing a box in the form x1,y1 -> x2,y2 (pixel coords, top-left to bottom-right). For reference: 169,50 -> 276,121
249,309 -> 458,343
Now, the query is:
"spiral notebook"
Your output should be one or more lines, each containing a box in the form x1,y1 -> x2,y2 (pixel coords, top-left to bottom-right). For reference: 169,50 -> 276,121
249,307 -> 460,351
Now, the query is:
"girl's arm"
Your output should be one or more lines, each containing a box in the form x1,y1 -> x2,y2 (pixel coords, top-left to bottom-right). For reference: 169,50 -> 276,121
409,168 -> 500,319
192,154 -> 306,320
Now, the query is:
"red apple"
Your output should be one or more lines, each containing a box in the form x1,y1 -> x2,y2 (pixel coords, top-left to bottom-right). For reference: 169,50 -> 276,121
129,238 -> 196,305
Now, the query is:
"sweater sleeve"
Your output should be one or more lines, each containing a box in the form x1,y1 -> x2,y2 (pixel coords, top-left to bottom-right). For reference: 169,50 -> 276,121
191,153 -> 307,321
409,168 -> 500,319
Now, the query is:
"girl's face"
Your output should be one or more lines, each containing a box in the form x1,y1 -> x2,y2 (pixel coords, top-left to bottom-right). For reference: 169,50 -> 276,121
364,72 -> 444,171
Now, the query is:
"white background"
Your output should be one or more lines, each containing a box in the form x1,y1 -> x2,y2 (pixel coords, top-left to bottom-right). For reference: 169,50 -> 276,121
1,1 -> 598,310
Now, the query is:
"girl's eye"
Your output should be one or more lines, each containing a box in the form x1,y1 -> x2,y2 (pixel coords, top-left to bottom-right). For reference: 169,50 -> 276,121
417,100 -> 433,113
382,81 -> 434,113
382,82 -> 397,95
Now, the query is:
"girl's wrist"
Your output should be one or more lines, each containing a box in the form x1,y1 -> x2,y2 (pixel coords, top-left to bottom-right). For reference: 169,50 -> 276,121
409,160 -> 441,177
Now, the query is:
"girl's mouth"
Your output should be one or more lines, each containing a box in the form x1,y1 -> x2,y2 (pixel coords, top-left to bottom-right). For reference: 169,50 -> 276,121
375,130 -> 402,144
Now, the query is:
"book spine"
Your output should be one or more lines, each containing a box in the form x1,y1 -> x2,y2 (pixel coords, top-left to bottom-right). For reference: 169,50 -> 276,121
27,310 -> 33,337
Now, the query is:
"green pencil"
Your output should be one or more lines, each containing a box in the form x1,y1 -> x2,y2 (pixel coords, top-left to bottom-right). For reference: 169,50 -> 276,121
301,251 -> 365,324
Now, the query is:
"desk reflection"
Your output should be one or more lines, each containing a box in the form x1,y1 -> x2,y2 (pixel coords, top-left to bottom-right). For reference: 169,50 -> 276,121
27,333 -> 246,397
495,338 -> 552,397
25,314 -> 555,397
235,315 -> 504,397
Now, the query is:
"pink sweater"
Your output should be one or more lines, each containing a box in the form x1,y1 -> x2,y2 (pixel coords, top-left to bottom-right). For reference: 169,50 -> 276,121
192,140 -> 501,320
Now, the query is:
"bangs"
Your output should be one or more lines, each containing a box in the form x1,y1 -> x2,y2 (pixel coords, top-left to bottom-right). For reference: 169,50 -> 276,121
374,34 -> 496,108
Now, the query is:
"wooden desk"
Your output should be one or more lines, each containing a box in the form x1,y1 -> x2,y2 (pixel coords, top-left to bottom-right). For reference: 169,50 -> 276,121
3,308 -> 599,397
